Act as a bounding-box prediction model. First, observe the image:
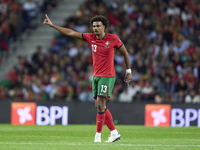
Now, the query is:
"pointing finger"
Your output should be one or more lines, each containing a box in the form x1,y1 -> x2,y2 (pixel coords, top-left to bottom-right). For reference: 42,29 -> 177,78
45,14 -> 49,19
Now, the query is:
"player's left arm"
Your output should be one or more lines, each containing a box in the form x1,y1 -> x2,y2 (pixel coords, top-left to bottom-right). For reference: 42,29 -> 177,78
118,45 -> 132,86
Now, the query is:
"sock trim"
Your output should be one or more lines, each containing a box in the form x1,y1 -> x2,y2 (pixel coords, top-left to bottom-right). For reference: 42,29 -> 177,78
98,111 -> 105,114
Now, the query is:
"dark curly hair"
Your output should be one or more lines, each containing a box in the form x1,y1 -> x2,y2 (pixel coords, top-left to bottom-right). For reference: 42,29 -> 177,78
90,15 -> 109,29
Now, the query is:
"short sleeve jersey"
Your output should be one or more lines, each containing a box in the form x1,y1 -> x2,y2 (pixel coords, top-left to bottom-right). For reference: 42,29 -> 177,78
82,33 -> 123,77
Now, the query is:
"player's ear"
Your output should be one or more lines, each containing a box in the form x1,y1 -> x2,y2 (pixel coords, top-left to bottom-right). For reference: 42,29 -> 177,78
103,25 -> 105,30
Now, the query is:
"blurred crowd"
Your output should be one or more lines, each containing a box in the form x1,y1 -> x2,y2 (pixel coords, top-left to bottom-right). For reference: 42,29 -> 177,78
0,0 -> 58,63
0,0 -> 200,103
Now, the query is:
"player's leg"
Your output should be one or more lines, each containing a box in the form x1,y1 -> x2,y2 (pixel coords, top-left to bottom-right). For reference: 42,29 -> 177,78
104,107 -> 121,142
104,76 -> 116,132
94,97 -> 106,142
102,77 -> 121,142
104,108 -> 118,135
93,76 -> 105,142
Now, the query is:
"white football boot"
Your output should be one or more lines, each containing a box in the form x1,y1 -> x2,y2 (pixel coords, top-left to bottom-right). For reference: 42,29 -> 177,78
105,133 -> 121,142
94,134 -> 101,142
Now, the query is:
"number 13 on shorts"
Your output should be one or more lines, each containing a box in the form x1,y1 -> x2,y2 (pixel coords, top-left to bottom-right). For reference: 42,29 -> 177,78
101,85 -> 107,93
99,85 -> 108,97
92,76 -> 116,99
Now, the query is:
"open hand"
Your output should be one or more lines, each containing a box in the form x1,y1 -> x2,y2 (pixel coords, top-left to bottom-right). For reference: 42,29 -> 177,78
43,14 -> 53,27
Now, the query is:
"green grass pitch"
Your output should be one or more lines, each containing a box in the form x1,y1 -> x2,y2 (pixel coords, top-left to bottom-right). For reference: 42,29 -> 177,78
0,124 -> 199,150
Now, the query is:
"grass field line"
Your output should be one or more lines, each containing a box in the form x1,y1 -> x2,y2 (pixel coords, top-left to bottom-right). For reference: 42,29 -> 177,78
0,135 -> 200,142
1,128 -> 200,135
0,135 -> 91,138
125,131 -> 200,134
0,142 -> 200,147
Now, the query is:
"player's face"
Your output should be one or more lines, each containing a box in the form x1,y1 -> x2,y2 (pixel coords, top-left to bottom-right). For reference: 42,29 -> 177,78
92,21 -> 105,36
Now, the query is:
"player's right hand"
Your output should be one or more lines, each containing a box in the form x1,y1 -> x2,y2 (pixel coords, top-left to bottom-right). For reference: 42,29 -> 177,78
43,14 -> 53,27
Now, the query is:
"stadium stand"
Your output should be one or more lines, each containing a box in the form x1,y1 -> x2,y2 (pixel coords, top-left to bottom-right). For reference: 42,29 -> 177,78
0,0 -> 200,103
0,0 -> 58,54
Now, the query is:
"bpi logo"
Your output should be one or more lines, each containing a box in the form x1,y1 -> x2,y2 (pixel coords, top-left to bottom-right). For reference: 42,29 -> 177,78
11,102 -> 36,125
11,102 -> 68,125
171,108 -> 200,127
36,106 -> 68,125
145,104 -> 171,126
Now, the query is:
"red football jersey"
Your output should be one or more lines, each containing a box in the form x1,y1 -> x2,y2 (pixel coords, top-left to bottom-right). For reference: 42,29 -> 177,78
82,33 -> 123,77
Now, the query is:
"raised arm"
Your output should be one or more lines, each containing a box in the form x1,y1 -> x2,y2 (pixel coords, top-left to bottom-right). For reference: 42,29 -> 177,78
43,14 -> 83,40
118,45 -> 132,86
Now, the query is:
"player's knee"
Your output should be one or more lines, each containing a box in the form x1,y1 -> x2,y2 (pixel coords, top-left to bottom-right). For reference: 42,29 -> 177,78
96,97 -> 106,112
96,102 -> 105,112
96,102 -> 102,110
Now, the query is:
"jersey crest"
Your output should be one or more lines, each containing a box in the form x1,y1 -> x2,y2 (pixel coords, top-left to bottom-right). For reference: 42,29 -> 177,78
105,41 -> 110,48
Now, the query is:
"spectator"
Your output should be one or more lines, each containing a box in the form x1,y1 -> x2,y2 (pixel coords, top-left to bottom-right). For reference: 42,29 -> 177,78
133,91 -> 143,103
22,0 -> 39,30
134,59 -> 146,74
162,91 -> 174,103
150,73 -> 161,92
45,78 -> 59,100
32,45 -> 42,64
193,61 -> 199,79
0,0 -> 8,15
181,6 -> 192,22
166,2 -> 181,17
78,88 -> 94,102
184,69 -> 197,89
162,25 -> 173,45
141,80 -> 153,98
127,81 -> 141,98
131,69 -> 140,82
173,90 -> 185,103
185,89 -> 200,103
175,78 -> 188,93
161,76 -> 175,95
119,88 -> 132,103
154,95 -> 162,103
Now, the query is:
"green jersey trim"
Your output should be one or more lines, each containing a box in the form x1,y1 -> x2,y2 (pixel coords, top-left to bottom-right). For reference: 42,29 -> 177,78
82,33 -> 85,40
116,43 -> 124,49
96,33 -> 107,40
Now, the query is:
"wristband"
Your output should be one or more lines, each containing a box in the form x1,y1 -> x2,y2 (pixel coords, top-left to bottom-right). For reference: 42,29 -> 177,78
126,69 -> 131,74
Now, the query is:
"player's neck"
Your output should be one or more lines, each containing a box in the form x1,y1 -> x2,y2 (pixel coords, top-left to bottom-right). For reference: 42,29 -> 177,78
96,32 -> 106,40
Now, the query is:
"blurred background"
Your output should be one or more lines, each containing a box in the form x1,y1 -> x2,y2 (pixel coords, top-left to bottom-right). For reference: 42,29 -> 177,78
0,0 -> 200,104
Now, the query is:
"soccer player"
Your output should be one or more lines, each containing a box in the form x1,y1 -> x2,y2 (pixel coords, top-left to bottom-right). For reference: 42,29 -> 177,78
43,14 -> 132,142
